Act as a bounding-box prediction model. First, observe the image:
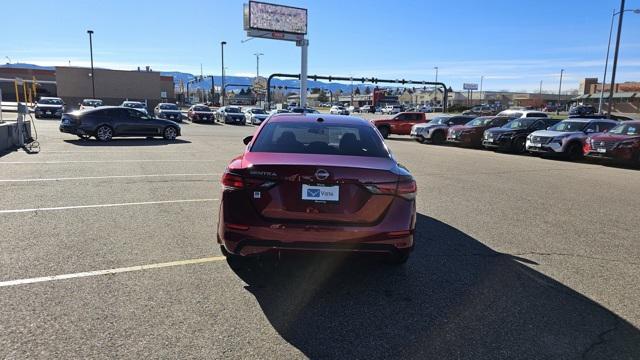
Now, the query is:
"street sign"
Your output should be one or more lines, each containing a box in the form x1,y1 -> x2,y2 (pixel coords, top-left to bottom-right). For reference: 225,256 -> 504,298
463,83 -> 478,90
15,77 -> 24,86
252,76 -> 267,93
160,91 -> 167,98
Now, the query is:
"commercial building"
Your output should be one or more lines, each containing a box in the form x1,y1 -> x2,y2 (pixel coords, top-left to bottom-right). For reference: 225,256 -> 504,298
0,65 -> 175,111
573,78 -> 640,113
0,66 -> 57,102
55,67 -> 175,110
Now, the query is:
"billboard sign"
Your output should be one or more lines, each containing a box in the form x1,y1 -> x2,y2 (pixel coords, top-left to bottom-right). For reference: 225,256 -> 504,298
245,1 -> 307,35
463,83 -> 479,90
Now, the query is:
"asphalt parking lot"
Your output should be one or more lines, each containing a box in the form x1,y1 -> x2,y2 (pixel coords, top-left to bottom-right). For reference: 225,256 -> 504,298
1,117 -> 639,359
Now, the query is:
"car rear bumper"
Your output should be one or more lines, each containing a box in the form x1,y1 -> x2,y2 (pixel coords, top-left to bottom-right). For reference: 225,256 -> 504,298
59,124 -> 88,135
218,195 -> 416,257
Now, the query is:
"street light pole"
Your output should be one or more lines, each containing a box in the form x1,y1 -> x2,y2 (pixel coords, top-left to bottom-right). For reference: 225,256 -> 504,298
599,8 -> 617,114
557,69 -> 564,115
607,2 -> 638,116
87,30 -> 95,99
433,66 -> 439,104
479,75 -> 484,106
221,41 -> 226,106
254,52 -> 263,77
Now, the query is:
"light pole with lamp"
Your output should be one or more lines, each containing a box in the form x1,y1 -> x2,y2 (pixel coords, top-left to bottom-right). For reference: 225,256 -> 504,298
220,41 -> 227,106
87,30 -> 96,99
602,3 -> 639,115
557,69 -> 564,115
253,52 -> 263,77
433,66 -> 439,104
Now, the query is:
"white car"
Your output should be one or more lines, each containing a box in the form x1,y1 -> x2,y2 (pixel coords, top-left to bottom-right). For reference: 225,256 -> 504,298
244,108 -> 269,125
269,109 -> 290,115
79,99 -> 103,110
497,109 -> 547,119
330,105 -> 349,115
347,105 -> 360,113
382,104 -> 402,114
121,101 -> 148,114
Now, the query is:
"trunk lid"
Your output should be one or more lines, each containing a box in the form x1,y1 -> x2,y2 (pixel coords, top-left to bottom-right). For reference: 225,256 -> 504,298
239,152 -> 400,224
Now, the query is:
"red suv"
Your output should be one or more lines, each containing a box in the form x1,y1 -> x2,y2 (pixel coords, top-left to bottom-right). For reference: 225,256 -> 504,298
217,114 -> 417,264
370,112 -> 429,138
584,120 -> 640,166
447,116 -> 512,147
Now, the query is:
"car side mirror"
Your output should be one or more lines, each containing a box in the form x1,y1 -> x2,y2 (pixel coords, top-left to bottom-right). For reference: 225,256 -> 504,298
243,136 -> 253,145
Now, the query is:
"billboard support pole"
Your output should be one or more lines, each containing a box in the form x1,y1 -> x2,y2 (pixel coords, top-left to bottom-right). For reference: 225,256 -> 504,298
299,39 -> 308,107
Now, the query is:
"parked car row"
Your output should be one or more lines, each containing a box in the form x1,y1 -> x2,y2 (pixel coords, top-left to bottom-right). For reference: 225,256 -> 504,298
408,111 -> 639,166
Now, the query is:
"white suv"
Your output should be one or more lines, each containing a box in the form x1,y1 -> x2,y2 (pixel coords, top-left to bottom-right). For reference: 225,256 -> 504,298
382,104 -> 402,114
526,118 -> 619,160
330,105 -> 349,115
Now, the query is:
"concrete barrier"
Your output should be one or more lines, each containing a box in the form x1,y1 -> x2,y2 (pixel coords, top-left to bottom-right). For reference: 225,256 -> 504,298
0,120 -> 32,153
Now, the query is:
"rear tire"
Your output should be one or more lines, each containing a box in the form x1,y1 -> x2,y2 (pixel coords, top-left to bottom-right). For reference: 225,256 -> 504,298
431,130 -> 446,145
378,126 -> 390,139
385,250 -> 411,265
220,245 -> 246,268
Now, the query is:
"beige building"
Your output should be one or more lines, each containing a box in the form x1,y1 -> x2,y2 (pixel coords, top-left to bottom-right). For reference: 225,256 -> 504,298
55,66 -> 175,109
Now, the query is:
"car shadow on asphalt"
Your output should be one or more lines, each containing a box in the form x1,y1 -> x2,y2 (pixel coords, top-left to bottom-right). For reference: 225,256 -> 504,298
63,138 -> 191,146
230,214 -> 640,359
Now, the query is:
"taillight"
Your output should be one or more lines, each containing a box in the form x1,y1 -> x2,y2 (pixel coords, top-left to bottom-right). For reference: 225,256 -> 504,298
397,180 -> 417,200
365,179 -> 417,200
364,182 -> 397,195
221,172 -> 244,190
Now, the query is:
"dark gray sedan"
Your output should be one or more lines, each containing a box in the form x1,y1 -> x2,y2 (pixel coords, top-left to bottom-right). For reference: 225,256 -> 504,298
59,106 -> 181,141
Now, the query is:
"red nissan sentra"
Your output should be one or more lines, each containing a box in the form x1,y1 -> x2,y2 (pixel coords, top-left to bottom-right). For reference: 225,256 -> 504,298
217,113 -> 417,264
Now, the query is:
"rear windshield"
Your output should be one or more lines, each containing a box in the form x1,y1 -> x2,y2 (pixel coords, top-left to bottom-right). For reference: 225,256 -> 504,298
497,111 -> 522,118
159,104 -> 178,110
250,109 -> 266,114
226,107 -> 241,113
123,102 -> 144,108
39,98 -> 63,105
82,100 -> 102,106
194,106 -> 210,111
251,122 -> 389,158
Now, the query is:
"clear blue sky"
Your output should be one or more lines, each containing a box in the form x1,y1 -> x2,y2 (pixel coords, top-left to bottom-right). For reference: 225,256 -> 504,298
3,0 -> 640,92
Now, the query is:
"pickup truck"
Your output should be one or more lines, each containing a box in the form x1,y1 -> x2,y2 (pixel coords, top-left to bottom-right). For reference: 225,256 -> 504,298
371,112 -> 430,139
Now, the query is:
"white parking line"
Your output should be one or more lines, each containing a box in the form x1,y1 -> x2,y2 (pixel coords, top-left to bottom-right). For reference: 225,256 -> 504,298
0,159 -> 215,164
0,173 -> 219,183
0,198 -> 219,214
0,256 -> 227,288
